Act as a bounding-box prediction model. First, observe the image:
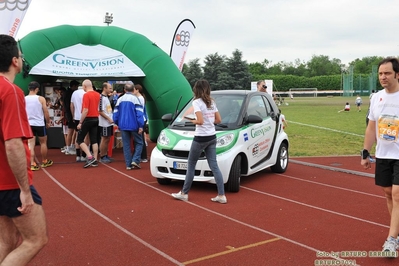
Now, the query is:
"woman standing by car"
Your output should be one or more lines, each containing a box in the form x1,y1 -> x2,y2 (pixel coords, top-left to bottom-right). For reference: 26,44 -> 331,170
172,79 -> 227,203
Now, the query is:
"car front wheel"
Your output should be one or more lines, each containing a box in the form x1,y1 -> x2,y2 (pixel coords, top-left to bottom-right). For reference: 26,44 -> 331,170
271,142 -> 288,173
226,155 -> 242,193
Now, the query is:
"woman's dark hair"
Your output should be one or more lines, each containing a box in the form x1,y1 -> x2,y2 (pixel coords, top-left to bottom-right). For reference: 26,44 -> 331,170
193,79 -> 212,108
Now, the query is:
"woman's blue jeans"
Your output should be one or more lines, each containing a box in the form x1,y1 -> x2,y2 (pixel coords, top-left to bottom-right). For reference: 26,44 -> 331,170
182,138 -> 225,195
121,130 -> 143,167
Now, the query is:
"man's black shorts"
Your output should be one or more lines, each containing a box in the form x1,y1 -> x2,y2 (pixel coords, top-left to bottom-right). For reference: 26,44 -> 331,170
30,126 -> 47,137
0,185 -> 42,218
375,158 -> 399,187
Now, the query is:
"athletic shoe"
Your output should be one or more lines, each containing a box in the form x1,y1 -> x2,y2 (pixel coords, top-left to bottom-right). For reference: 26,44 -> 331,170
126,167 -> 132,170
141,159 -> 148,163
65,149 -> 76,155
382,237 -> 398,257
31,164 -> 40,171
211,195 -> 227,204
41,160 -> 53,168
105,155 -> 114,161
91,161 -> 98,167
100,157 -> 111,163
61,147 -> 67,153
83,157 -> 96,168
171,191 -> 188,201
131,161 -> 141,169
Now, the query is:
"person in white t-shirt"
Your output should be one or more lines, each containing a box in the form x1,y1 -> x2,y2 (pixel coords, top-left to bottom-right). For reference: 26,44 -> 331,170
98,82 -> 114,163
70,85 -> 86,161
361,57 -> 399,254
25,81 -> 53,170
172,79 -> 227,204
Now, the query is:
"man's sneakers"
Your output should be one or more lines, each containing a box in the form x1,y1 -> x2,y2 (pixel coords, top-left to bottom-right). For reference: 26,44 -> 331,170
171,191 -> 188,201
382,236 -> 399,257
83,157 -> 97,168
100,156 -> 111,163
211,195 -> 227,204
76,156 -> 86,162
131,161 -> 141,169
41,160 -> 53,168
31,164 -> 40,171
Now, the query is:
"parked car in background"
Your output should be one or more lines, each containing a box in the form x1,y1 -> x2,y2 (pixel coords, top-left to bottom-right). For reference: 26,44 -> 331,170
150,90 -> 289,192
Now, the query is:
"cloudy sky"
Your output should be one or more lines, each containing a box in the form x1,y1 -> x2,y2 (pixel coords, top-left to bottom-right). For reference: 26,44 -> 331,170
16,0 -> 399,66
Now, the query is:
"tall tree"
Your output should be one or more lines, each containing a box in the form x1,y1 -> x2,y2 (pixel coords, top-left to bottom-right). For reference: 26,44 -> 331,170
349,56 -> 384,74
225,49 -> 252,90
182,58 -> 203,88
306,55 -> 343,76
203,53 -> 228,91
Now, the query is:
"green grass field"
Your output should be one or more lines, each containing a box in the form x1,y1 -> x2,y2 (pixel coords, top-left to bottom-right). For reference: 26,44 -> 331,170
279,96 -> 371,157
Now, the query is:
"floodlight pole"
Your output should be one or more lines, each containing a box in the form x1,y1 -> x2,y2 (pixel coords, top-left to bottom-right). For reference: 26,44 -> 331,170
104,12 -> 113,26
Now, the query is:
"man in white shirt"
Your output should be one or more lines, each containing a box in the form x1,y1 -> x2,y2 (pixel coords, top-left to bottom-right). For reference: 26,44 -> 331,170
70,85 -> 86,162
361,57 -> 399,255
25,81 -> 53,170
99,82 -> 114,163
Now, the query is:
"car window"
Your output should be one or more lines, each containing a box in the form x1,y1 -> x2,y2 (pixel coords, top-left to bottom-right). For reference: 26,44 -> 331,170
171,94 -> 244,129
248,95 -> 267,118
214,95 -> 243,125
261,95 -> 272,115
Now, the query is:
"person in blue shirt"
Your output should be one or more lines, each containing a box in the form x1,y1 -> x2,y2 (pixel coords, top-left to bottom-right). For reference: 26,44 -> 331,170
113,82 -> 144,170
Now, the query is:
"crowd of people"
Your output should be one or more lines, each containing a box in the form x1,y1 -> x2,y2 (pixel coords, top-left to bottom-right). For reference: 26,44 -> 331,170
50,80 -> 149,169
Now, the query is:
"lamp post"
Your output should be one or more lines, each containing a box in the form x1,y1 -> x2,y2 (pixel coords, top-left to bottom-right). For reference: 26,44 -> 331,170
104,12 -> 113,26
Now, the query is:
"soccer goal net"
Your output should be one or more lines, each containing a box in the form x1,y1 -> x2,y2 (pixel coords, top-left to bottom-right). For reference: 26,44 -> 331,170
288,88 -> 318,97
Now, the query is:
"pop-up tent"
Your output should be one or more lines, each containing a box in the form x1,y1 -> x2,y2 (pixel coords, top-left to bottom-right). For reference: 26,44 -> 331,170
14,24 -> 193,141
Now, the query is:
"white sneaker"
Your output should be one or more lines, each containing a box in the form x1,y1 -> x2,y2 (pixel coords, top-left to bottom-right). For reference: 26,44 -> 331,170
171,191 -> 188,201
211,195 -> 227,204
382,237 -> 398,257
65,149 -> 76,155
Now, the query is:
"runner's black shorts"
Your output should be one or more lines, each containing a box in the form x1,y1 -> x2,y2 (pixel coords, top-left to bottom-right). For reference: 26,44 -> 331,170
30,126 -> 47,137
99,125 -> 114,137
0,185 -> 43,218
375,158 -> 399,187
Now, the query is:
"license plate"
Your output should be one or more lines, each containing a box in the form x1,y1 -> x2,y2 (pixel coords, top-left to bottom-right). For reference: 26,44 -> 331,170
173,161 -> 187,169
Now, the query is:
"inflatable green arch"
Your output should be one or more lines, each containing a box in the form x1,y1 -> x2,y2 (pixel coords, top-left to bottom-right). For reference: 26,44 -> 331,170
14,25 -> 193,141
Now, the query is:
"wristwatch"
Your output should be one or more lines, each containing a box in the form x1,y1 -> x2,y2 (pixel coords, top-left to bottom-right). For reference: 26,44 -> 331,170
361,149 -> 370,159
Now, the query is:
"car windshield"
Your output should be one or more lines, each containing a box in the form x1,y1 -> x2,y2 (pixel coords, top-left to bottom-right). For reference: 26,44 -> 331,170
170,93 -> 244,130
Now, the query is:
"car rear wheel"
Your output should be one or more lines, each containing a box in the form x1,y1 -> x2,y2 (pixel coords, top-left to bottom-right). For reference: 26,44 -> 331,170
271,142 -> 288,173
226,155 -> 241,193
157,178 -> 172,185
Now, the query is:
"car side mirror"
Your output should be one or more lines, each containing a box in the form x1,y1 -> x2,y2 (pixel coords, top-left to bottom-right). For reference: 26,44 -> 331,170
246,114 -> 263,124
270,111 -> 277,121
161,113 -> 173,122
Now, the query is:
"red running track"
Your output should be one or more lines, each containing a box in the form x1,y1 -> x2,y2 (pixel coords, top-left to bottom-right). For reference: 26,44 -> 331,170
26,145 -> 395,265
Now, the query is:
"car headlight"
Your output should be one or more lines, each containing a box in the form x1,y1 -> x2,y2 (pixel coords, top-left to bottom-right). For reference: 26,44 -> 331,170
216,133 -> 235,148
158,130 -> 170,146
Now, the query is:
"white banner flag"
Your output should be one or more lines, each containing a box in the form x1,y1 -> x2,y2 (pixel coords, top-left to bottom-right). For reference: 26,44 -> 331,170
169,19 -> 196,72
0,0 -> 32,37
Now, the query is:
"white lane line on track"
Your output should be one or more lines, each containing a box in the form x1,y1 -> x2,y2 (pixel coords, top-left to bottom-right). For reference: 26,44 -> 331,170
289,121 -> 364,137
41,168 -> 184,266
290,159 -> 375,178
241,185 -> 389,229
277,173 -> 385,199
97,165 -> 360,265
43,163 -> 364,265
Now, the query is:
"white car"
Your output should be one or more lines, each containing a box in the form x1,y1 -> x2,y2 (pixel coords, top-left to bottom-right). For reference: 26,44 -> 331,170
150,90 -> 289,192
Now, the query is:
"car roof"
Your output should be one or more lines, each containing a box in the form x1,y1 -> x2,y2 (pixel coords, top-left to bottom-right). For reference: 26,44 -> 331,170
211,90 -> 273,99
